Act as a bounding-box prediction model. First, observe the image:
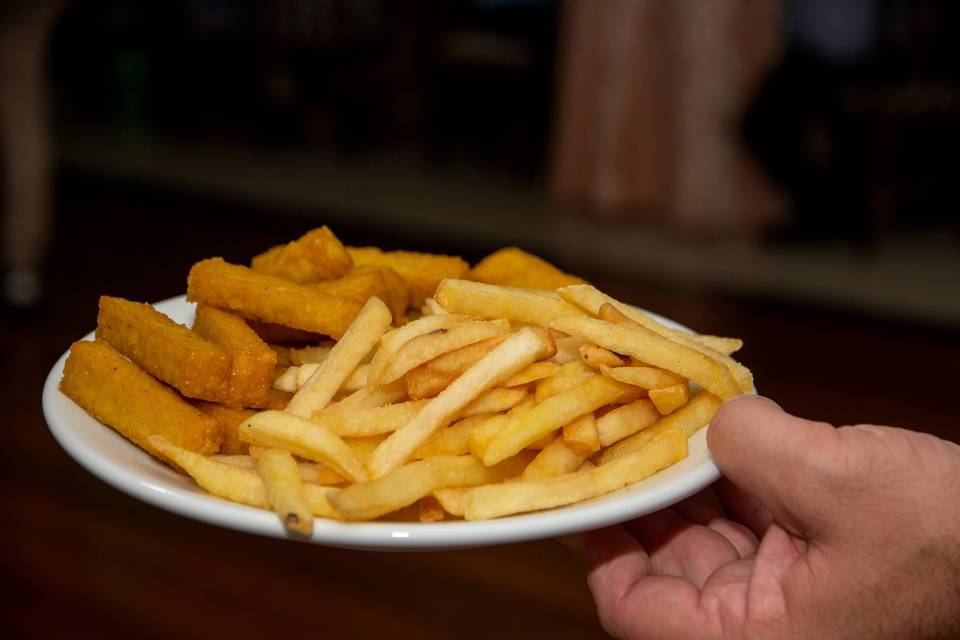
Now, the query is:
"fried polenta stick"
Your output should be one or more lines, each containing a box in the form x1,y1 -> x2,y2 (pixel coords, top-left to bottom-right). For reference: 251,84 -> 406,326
186,258 -> 363,339
193,305 -> 277,408
469,246 -> 585,290
97,295 -> 231,402
194,402 -> 256,455
251,226 -> 353,283
347,246 -> 470,307
308,266 -> 410,320
60,340 -> 222,457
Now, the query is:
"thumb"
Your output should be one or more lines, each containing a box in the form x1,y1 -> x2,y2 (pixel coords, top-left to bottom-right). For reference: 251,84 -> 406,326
707,395 -> 840,537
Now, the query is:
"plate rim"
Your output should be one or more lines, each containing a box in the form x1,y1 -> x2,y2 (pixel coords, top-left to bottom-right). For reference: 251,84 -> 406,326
43,295 -> 730,550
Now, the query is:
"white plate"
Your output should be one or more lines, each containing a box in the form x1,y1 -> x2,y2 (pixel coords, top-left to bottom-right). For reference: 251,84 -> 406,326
43,295 -> 734,550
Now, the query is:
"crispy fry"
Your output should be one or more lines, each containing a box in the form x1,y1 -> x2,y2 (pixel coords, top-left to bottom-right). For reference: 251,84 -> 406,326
552,312 -> 740,400
330,380 -> 407,410
521,436 -> 590,480
60,340 -> 222,457
469,247 -> 585,290
288,345 -> 333,365
458,387 -> 529,419
420,297 -> 447,316
534,360 -> 595,402
193,305 -> 277,408
601,392 -> 722,464
255,448 -> 314,534
464,428 -> 687,520
599,364 -> 685,390
311,400 -> 429,437
370,313 -> 469,380
96,296 -> 232,402
435,279 -> 586,329
562,413 -> 600,454
330,453 -> 531,521
347,246 -> 470,307
404,334 -> 510,399
501,361 -> 561,387
579,343 -> 627,368
468,413 -> 510,460
690,334 -> 743,356
239,410 -> 368,483
419,496 -> 446,522
379,319 -> 511,385
596,399 -> 661,447
413,413 -> 493,459
649,383 -> 690,416
251,226 -> 352,283
484,375 -> 632,466
211,454 -> 345,485
432,487 -> 469,518
367,328 -> 553,478
286,297 -> 392,418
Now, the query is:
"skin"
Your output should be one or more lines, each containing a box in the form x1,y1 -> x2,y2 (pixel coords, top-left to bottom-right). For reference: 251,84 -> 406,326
585,395 -> 960,639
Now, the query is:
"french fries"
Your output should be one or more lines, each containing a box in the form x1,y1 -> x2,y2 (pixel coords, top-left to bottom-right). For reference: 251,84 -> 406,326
64,231 -> 752,529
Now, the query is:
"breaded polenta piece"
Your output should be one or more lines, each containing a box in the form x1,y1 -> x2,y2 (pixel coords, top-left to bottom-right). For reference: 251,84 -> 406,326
308,266 -> 409,320
60,340 -> 222,457
193,305 -> 277,408
251,226 -> 352,283
187,258 -> 363,339
97,296 -> 231,402
248,321 -> 324,344
347,246 -> 470,307
469,247 -> 585,290
195,402 -> 255,455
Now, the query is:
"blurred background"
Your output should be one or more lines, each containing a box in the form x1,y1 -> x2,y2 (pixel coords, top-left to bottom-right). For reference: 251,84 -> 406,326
3,1 -> 959,638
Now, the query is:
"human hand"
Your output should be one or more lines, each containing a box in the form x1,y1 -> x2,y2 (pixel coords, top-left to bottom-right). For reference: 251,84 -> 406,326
585,395 -> 960,639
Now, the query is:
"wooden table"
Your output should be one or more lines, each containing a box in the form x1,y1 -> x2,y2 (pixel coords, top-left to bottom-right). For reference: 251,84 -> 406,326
5,180 -> 957,638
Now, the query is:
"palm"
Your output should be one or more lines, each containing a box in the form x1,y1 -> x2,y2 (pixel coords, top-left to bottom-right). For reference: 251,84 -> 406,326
586,480 -> 807,639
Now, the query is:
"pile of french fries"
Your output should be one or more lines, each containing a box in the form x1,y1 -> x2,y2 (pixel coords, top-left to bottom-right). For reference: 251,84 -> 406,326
59,227 -> 752,534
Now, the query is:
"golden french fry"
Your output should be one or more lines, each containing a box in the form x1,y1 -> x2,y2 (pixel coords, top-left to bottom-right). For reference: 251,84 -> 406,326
367,328 -> 553,478
329,380 -> 407,410
432,487 -> 469,518
469,246 -> 586,290
379,319 -> 511,384
344,435 -> 388,462
239,410 -> 368,482
369,313 -> 470,380
311,400 -> 429,437
341,363 -> 372,392
562,413 -> 600,454
286,297 -> 392,418
521,437 -> 590,480
420,297 -> 447,316
468,413 -> 510,460
578,343 -> 627,368
329,453 -> 532,520
649,383 -> 690,416
458,387 -> 528,419
596,398 -> 661,447
552,313 -> 740,400
273,365 -> 300,393
419,496 -> 445,522
404,334 -> 510,399
288,344 -> 333,365
690,334 -> 742,356
413,413 -> 493,459
435,279 -> 586,329
255,448 -> 314,535
599,365 -> 684,389
465,428 -> 688,520
347,246 -> 470,308
483,375 -> 632,466
534,360 -> 595,402
211,454 -> 345,485
501,361 -> 560,387
551,335 -> 585,364
601,392 -> 722,464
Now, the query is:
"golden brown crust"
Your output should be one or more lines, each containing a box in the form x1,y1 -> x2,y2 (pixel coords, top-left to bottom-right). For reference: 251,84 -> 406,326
250,226 -> 352,283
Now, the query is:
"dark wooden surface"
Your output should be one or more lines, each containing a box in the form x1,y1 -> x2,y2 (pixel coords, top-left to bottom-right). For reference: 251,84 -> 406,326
4,179 -> 958,639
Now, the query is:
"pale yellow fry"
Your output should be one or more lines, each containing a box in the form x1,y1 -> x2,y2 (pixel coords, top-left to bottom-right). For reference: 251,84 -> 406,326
551,335 -> 585,364
211,454 -> 344,485
579,343 -> 627,368
501,361 -> 560,387
649,383 -> 690,416
535,360 -> 595,402
419,496 -> 445,522
578,460 -> 596,472
552,315 -> 739,400
420,298 -> 447,316
414,413 -> 493,459
280,361 -> 369,392
521,437 -> 590,480
458,386 -> 528,418
468,413 -> 510,460
601,392 -> 722,464
600,365 -> 685,390
562,413 -> 600,454
288,345 -> 332,365
379,319 -> 511,384
341,363 -> 372,392
435,279 -> 586,329
366,328 -> 552,478
465,428 -> 688,520
330,380 -> 406,410
345,435 -> 387,462
690,335 -> 742,356
559,284 -> 753,391
273,365 -> 300,393
330,453 -> 532,520
484,375 -> 632,466
148,435 -> 341,518
432,487 -> 469,517
370,313 -> 469,379
239,410 -> 368,482
286,297 -> 392,417
596,398 -> 661,447
312,400 -> 429,437
256,448 -> 313,534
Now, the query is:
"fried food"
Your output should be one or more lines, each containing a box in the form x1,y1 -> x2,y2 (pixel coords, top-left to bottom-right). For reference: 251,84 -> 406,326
469,246 -> 585,289
347,246 -> 470,307
251,226 -> 352,283
435,279 -> 586,329
308,266 -> 409,321
60,340 -> 222,457
194,402 -> 256,455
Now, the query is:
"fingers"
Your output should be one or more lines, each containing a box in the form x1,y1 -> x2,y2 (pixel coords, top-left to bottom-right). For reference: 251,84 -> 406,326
707,395 -> 839,534
585,526 -> 709,639
673,491 -> 761,558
